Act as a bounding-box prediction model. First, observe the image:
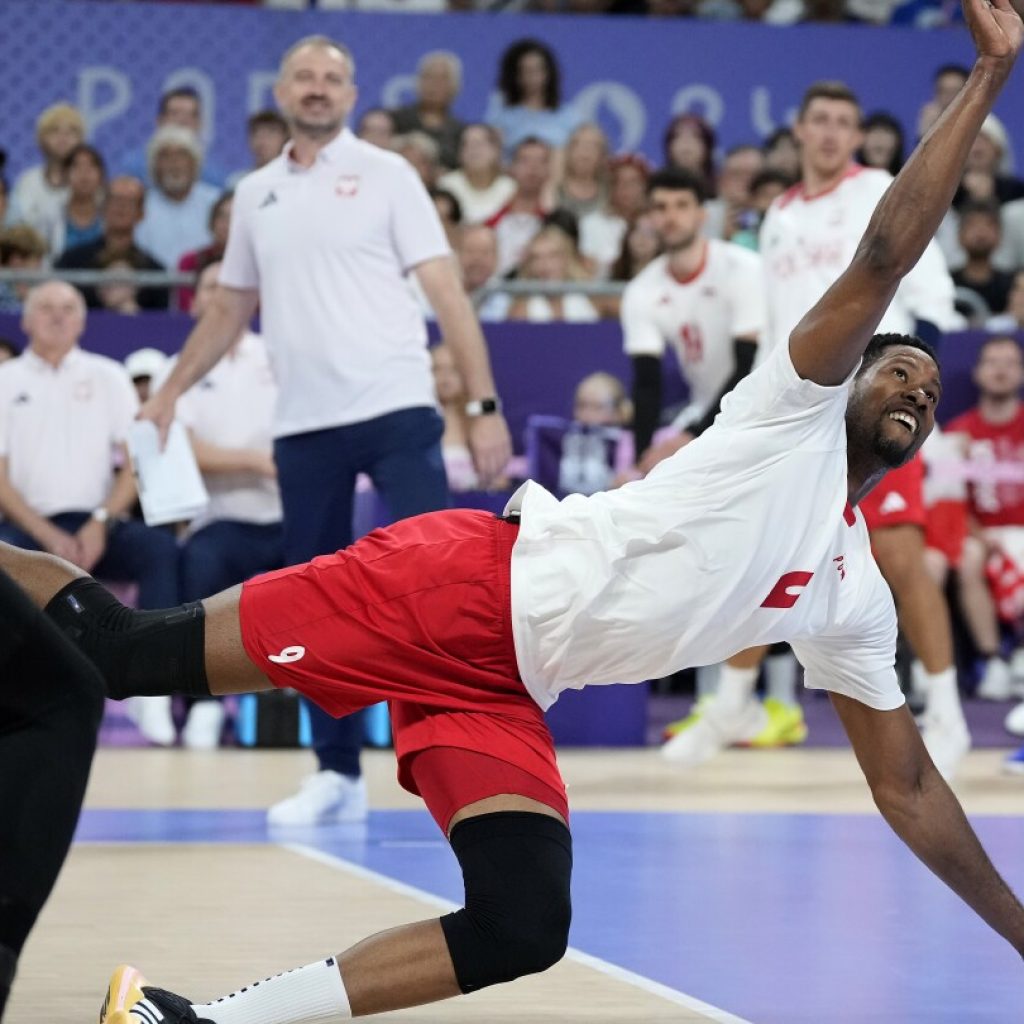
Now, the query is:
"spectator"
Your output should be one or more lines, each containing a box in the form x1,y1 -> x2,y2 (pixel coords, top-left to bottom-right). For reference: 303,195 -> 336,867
457,224 -> 508,321
136,126 -> 220,270
704,143 -> 764,241
177,191 -> 233,314
431,342 -> 481,492
555,124 -> 610,219
227,110 -> 289,188
508,223 -> 599,323
56,176 -> 168,311
0,339 -> 18,364
0,226 -> 47,314
95,254 -> 142,315
960,115 -> 1024,206
51,144 -> 106,258
486,136 -> 553,275
124,347 -> 168,405
762,125 -> 801,180
394,131 -> 441,189
356,107 -> 396,150
953,200 -> 1014,320
438,123 -> 516,224
663,113 -> 716,189
857,112 -> 905,176
9,104 -> 84,241
917,63 -> 970,139
430,188 -> 462,248
579,154 -> 650,278
175,261 -> 284,749
992,196 -> 1024,271
609,212 -> 661,282
117,86 -> 228,189
573,371 -> 631,428
987,269 -> 1024,331
390,51 -> 466,171
729,168 -> 793,251
487,39 -> 582,158
0,150 -> 8,226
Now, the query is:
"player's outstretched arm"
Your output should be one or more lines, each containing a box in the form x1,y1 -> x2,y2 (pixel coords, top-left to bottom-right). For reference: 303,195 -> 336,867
789,0 -> 1022,387
830,693 -> 1024,956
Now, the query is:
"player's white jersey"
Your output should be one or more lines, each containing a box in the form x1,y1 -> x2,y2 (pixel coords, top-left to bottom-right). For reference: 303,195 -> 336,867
507,341 -> 901,713
760,165 -> 958,353
620,241 -> 765,418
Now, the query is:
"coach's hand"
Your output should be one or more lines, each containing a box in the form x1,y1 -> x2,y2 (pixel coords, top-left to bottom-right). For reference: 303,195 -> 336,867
964,0 -> 1023,68
468,412 -> 513,489
137,387 -> 178,449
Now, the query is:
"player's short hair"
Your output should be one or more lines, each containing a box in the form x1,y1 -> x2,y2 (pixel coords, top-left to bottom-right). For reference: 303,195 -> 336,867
646,167 -> 706,204
798,81 -> 861,119
859,333 -> 940,373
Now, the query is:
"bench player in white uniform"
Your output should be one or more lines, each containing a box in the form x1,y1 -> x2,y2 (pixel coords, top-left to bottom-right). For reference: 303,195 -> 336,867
4,4 -> 1024,1019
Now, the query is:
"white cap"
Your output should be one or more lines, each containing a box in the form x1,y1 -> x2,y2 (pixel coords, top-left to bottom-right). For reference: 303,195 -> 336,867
124,347 -> 168,381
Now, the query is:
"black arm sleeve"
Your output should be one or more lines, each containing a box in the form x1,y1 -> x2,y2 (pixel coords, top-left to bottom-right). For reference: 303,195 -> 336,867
689,338 -> 758,437
631,355 -> 662,460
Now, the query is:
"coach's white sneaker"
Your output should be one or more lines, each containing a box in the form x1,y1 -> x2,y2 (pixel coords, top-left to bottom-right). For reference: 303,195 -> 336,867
661,698 -> 767,768
181,701 -> 226,750
976,657 -> 1013,701
267,770 -> 368,826
921,714 -> 971,781
127,696 -> 176,747
1005,700 -> 1024,738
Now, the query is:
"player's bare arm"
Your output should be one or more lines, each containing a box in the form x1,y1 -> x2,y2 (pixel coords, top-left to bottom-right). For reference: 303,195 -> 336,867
830,692 -> 1024,956
789,0 -> 1023,388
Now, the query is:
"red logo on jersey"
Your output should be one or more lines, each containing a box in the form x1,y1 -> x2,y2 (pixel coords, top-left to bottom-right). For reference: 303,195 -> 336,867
335,174 -> 360,197
678,323 -> 704,363
833,555 -> 846,580
761,571 -> 814,609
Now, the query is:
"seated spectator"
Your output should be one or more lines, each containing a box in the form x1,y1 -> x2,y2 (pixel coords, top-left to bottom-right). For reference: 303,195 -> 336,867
0,339 -> 20,364
176,191 -> 233,314
227,110 -> 288,188
430,188 -> 462,248
390,51 -> 466,171
917,64 -> 970,140
56,176 -> 168,311
987,270 -> 1024,332
953,200 -> 1014,321
555,124 -> 610,219
610,212 -> 661,282
857,112 -> 905,176
117,86 -> 228,190
173,261 -> 284,748
438,123 -> 516,224
95,253 -> 144,316
51,144 -> 106,258
579,154 -> 650,278
0,226 -> 47,314
508,223 -> 599,323
485,136 -> 553,275
704,144 -> 764,241
762,126 -> 801,180
457,224 -> 508,321
356,107 -> 396,150
574,371 -> 631,428
993,196 -> 1024,272
960,116 -> 1024,207
663,113 -> 716,190
487,39 -> 582,158
394,132 -> 441,189
730,168 -> 793,250
124,347 -> 168,405
8,104 -> 84,242
136,126 -> 219,270
0,150 -> 8,226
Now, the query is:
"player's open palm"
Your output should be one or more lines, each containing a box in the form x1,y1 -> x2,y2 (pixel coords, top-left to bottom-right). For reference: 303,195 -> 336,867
964,0 -> 1023,65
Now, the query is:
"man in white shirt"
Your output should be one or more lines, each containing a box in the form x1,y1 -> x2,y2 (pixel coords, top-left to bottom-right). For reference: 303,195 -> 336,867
138,35 -> 511,827
6,6 -> 1023,1021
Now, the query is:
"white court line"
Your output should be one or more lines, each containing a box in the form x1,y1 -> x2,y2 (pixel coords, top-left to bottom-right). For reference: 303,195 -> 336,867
282,841 -> 754,1024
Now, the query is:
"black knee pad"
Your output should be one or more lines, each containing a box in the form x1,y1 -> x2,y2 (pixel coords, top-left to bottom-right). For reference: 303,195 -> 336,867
43,578 -> 210,700
440,811 -> 572,993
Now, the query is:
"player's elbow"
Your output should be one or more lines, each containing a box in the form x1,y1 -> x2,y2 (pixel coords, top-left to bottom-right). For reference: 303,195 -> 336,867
854,233 -> 910,284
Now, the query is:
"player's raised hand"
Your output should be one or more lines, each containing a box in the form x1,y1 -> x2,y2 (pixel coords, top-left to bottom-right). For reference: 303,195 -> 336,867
963,0 -> 1023,66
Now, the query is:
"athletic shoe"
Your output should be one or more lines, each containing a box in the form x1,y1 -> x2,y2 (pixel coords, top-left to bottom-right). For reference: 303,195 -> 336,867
1004,700 -> 1024,738
921,714 -> 971,781
1002,745 -> 1024,775
661,698 -> 768,768
100,964 -> 211,1023
976,658 -> 1013,701
267,770 -> 368,826
126,696 -> 176,747
181,701 -> 226,751
661,694 -> 713,740
739,697 -> 808,748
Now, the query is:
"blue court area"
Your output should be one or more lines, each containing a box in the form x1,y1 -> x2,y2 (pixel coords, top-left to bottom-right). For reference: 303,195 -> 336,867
77,808 -> 1024,1023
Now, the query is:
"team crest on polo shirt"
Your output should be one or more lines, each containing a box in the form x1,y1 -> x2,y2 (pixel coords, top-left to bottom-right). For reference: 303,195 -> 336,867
73,379 -> 94,401
335,174 -> 360,197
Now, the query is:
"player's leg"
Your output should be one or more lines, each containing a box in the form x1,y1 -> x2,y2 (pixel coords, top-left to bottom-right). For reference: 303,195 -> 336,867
0,570 -> 105,1021
958,535 -> 1014,699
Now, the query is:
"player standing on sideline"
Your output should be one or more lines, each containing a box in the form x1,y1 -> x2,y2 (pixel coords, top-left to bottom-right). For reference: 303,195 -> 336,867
3,2 -> 1024,1019
139,35 -> 512,826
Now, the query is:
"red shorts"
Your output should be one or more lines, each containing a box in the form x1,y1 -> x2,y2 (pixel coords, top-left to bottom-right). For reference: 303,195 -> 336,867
923,499 -> 969,567
858,454 -> 926,531
239,509 -> 567,829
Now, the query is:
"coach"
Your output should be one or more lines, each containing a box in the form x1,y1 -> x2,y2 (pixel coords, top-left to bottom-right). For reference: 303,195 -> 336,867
142,35 -> 511,826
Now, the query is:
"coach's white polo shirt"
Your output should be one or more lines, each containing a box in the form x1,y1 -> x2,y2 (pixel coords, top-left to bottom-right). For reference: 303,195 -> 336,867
220,129 -> 450,438
173,331 -> 282,533
0,346 -> 137,517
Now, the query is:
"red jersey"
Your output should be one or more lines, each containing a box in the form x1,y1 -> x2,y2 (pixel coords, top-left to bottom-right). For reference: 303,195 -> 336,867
945,406 -> 1024,527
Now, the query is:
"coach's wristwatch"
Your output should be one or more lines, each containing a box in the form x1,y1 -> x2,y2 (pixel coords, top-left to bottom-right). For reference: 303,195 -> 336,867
465,396 -> 502,417
90,507 -> 111,527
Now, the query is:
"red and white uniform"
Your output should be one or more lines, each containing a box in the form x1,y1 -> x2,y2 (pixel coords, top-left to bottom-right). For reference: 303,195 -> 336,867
621,241 -> 765,427
760,165 -> 958,355
858,456 -> 927,531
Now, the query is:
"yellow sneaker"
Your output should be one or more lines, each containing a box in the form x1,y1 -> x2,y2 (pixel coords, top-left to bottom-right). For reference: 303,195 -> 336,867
99,965 -> 148,1023
739,698 -> 808,748
662,695 -> 714,740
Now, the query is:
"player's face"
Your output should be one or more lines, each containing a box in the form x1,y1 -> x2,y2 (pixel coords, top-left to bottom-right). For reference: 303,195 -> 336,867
848,348 -> 941,468
974,339 -> 1024,400
276,45 -> 357,139
795,99 -> 863,180
648,187 -> 705,252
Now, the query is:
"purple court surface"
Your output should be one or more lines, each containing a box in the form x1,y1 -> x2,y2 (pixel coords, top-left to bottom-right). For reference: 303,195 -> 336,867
77,807 -> 1024,1023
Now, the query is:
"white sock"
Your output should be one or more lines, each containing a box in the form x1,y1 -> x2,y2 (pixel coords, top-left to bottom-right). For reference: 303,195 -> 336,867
193,957 -> 352,1024
765,652 -> 798,705
921,666 -> 964,723
716,664 -> 758,714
